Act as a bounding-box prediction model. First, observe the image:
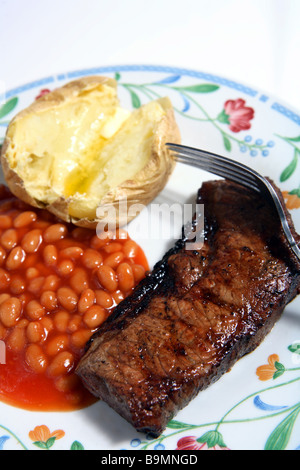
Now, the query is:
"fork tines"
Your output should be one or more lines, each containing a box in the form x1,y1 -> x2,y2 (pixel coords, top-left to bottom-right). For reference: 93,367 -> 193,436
166,142 -> 261,192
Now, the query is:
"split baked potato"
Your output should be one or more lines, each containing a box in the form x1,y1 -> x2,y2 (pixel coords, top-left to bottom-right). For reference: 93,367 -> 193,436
1,76 -> 180,228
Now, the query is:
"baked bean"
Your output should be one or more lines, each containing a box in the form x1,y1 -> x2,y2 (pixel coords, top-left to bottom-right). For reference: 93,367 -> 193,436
69,268 -> 89,294
111,290 -> 124,305
43,245 -> 58,267
60,246 -> 84,259
28,276 -> 45,295
47,351 -> 75,377
71,329 -> 93,349
43,224 -> 67,243
132,264 -> 146,283
95,289 -> 113,308
83,305 -> 106,329
57,287 -> 78,311
0,247 -> 6,266
97,265 -> 118,292
0,268 -> 10,289
13,211 -> 37,228
26,321 -> 45,343
17,318 -> 29,329
0,214 -> 12,229
10,274 -> 26,295
54,310 -> 70,332
0,323 -> 7,340
25,267 -> 39,280
0,297 -> 22,327
25,344 -> 48,373
116,262 -> 135,292
90,235 -> 106,250
56,259 -> 74,277
21,229 -> 42,253
71,227 -> 90,240
26,300 -> 46,321
40,316 -> 54,335
40,290 -> 58,311
1,229 -> 18,250
103,242 -> 122,254
123,239 -> 139,258
55,373 -> 80,392
6,246 -> 26,270
103,251 -> 124,269
78,289 -> 95,314
81,249 -> 103,269
45,334 -> 69,356
0,293 -> 10,304
42,274 -> 60,292
67,314 -> 82,333
7,327 -> 26,352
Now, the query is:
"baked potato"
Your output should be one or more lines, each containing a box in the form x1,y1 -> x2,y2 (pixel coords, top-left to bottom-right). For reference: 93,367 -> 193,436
1,76 -> 180,229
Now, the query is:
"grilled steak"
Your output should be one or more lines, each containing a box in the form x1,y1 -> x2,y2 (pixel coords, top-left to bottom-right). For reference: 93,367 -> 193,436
76,179 -> 300,436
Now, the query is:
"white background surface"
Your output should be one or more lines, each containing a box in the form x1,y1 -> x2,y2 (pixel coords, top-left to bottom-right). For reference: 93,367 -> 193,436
1,0 -> 300,111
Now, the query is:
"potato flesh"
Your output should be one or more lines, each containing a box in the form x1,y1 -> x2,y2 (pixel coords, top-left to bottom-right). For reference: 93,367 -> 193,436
5,84 -> 167,220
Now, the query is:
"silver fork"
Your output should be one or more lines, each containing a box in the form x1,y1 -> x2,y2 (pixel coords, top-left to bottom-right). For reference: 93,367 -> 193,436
166,142 -> 300,261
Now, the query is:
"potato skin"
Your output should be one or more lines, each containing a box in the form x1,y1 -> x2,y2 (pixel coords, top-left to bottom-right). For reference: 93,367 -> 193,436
1,76 -> 181,229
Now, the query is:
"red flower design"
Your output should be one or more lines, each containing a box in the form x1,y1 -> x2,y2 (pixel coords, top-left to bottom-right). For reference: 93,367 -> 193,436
223,98 -> 254,133
176,435 -> 229,451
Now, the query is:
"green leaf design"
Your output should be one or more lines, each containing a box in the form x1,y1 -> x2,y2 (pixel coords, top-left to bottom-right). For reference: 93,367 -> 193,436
128,88 -> 141,108
275,361 -> 285,372
216,109 -> 230,124
280,149 -> 299,182
174,84 -> 219,93
273,369 -> 285,380
70,440 -> 85,450
288,342 -> 300,355
114,72 -> 121,81
265,407 -> 300,450
223,134 -> 232,152
288,188 -> 300,197
167,419 -> 192,430
0,96 -> 18,120
33,436 -> 56,449
197,430 -> 227,448
285,135 -> 300,142
273,361 -> 285,379
33,441 -> 48,449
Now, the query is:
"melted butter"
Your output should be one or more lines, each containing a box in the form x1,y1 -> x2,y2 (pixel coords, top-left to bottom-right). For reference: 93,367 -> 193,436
63,107 -> 131,197
63,135 -> 107,197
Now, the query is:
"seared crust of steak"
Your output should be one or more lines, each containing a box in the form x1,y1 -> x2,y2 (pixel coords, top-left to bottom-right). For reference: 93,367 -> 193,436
76,180 -> 300,436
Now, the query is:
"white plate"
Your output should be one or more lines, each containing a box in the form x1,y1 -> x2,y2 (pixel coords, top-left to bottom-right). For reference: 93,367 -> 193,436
0,65 -> 299,451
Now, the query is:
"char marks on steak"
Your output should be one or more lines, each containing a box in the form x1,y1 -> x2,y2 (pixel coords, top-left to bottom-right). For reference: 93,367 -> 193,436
76,179 -> 300,436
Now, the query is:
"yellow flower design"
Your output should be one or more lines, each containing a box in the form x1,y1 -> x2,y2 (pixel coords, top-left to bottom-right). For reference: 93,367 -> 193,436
256,354 -> 280,381
29,425 -> 65,449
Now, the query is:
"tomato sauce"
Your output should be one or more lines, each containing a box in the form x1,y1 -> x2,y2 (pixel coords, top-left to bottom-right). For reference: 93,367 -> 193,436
0,185 -> 148,411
